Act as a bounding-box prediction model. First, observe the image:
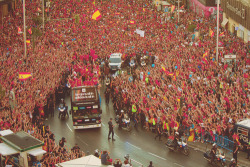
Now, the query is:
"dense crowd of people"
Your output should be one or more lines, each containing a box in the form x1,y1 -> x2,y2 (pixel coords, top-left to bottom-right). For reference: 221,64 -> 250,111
0,0 -> 249,166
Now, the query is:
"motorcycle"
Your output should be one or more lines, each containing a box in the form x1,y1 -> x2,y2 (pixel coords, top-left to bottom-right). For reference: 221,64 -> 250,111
115,114 -> 132,132
165,138 -> 190,156
203,149 -> 226,167
58,104 -> 68,119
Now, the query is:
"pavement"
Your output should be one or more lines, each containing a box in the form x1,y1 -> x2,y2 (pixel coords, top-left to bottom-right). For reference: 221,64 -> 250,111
187,141 -> 250,167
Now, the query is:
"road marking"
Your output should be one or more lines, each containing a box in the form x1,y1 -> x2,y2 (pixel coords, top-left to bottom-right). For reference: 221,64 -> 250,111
174,163 -> 184,167
114,134 -> 119,138
66,123 -> 73,132
76,136 -> 89,146
101,123 -> 105,127
126,142 -> 141,150
148,152 -> 166,161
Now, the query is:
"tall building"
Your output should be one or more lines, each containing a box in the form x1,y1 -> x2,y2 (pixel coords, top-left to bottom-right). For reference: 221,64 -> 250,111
221,0 -> 250,43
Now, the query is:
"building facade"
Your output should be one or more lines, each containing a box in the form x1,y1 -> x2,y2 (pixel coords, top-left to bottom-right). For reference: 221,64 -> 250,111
188,0 -> 221,17
221,0 -> 250,43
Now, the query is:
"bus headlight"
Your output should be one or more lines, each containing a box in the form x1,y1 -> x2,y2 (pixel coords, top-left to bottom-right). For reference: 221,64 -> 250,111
93,105 -> 98,109
96,120 -> 100,124
74,122 -> 78,125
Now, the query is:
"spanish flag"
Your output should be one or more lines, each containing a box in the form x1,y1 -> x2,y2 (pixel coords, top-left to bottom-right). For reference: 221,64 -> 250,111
28,28 -> 32,35
219,32 -> 224,37
171,5 -> 175,12
19,72 -> 32,80
168,72 -> 174,76
92,9 -> 102,20
143,8 -> 145,12
18,27 -> 22,34
203,51 -> 208,58
37,7 -> 41,12
26,39 -> 31,45
209,28 -> 214,37
180,5 -> 184,9
130,20 -> 135,24
162,66 -> 166,71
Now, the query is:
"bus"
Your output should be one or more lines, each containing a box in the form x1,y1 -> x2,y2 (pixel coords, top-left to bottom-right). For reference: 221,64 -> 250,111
71,86 -> 102,129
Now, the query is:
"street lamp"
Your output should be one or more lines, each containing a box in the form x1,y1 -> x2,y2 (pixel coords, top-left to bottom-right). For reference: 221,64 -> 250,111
216,0 -> 220,62
23,0 -> 27,57
178,0 -> 180,23
42,0 -> 45,29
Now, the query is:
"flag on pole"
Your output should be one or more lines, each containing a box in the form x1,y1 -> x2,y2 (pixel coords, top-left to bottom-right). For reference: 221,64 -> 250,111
171,5 -> 175,12
180,5 -> 184,9
28,28 -> 32,35
209,28 -> 214,37
18,27 -> 22,34
92,9 -> 102,20
162,66 -> 166,71
26,39 -> 31,44
19,72 -> 32,80
130,20 -> 135,24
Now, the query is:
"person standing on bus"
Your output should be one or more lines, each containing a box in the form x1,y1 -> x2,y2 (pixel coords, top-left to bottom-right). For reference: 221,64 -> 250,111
108,118 -> 115,141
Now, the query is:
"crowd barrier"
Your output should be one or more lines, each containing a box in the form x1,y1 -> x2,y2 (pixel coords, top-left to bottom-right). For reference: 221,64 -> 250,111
194,132 -> 234,152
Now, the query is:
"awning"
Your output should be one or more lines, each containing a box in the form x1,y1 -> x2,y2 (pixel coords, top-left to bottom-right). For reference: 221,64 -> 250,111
0,143 -> 19,156
57,155 -> 102,167
221,18 -> 228,27
27,148 -> 46,156
0,129 -> 14,136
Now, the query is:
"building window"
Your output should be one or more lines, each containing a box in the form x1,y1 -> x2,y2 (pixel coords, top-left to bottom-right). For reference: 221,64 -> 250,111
239,30 -> 244,39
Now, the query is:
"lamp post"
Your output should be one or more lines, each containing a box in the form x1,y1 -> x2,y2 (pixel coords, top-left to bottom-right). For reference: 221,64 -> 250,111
216,0 -> 220,62
23,0 -> 27,57
42,0 -> 45,29
178,0 -> 180,23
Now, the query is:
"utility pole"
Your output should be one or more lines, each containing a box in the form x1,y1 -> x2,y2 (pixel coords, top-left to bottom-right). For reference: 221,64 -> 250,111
178,0 -> 180,23
216,0 -> 220,62
42,0 -> 45,29
23,0 -> 27,57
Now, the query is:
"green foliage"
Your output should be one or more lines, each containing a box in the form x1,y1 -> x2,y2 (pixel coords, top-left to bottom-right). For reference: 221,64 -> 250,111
187,24 -> 196,32
32,17 -> 43,26
75,14 -> 80,24
32,28 -> 42,37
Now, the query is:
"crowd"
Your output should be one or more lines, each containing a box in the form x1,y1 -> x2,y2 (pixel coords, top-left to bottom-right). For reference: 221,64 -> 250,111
0,0 -> 249,166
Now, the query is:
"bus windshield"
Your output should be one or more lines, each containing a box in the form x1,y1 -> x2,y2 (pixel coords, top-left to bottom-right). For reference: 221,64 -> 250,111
73,109 -> 99,119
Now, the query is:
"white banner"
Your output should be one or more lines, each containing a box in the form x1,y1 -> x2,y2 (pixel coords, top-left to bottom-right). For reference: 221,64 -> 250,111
135,29 -> 145,37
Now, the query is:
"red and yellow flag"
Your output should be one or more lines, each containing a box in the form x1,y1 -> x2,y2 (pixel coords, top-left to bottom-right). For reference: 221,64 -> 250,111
171,5 -> 175,12
18,27 -> 22,34
219,32 -> 224,37
130,20 -> 135,24
28,28 -> 32,35
37,7 -> 41,12
209,28 -> 214,37
180,5 -> 184,9
162,66 -> 166,71
26,39 -> 31,45
203,51 -> 208,58
92,9 -> 102,20
19,72 -> 32,80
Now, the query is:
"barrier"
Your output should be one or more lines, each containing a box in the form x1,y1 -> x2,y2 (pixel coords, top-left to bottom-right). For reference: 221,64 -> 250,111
191,130 -> 234,152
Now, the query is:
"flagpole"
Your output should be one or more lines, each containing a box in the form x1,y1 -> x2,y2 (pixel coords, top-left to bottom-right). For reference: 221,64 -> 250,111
23,0 -> 27,57
216,0 -> 220,62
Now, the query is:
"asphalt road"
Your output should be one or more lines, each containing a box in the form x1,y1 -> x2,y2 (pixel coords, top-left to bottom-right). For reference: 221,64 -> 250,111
45,84 -> 216,167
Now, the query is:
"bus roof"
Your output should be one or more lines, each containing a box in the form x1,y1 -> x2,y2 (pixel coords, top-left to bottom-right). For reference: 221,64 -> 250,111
236,119 -> 250,129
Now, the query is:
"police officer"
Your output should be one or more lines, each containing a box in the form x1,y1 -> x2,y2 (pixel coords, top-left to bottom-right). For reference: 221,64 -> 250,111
155,122 -> 163,141
108,118 -> 115,141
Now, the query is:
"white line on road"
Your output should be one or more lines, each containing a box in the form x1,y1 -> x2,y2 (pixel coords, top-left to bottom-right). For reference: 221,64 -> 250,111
173,163 -> 184,167
101,123 -> 105,127
148,152 -> 166,161
114,134 -> 119,138
126,142 -> 141,150
66,123 -> 73,132
76,136 -> 89,146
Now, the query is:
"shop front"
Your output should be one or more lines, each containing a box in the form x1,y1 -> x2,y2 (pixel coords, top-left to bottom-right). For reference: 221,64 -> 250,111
221,0 -> 250,43
188,0 -> 221,18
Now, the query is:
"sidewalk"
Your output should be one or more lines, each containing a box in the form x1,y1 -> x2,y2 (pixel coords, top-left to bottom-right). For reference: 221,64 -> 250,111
187,141 -> 250,167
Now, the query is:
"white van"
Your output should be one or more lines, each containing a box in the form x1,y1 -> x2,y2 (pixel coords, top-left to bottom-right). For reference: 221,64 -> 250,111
109,53 -> 122,71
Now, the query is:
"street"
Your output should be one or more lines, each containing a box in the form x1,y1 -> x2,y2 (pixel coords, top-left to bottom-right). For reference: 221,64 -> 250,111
45,84 -> 214,167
